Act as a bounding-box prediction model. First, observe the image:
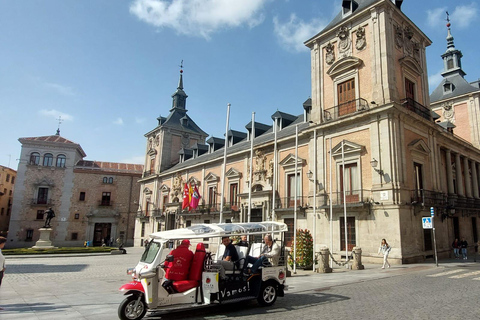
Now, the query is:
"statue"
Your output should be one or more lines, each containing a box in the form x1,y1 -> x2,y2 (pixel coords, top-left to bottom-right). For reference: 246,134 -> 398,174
43,207 -> 55,228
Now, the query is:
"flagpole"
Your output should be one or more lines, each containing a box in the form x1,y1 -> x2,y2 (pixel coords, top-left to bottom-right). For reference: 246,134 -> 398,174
312,128 -> 316,272
342,140 -> 348,268
219,103 -> 230,224
248,112 -> 255,223
293,124 -> 298,274
329,138 -> 333,268
272,117 -> 278,221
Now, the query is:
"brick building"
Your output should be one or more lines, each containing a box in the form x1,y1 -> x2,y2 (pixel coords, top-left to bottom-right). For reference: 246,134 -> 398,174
135,0 -> 480,263
8,132 -> 142,248
0,165 -> 16,237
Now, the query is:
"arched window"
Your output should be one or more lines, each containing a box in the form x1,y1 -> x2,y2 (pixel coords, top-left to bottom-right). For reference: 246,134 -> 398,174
43,153 -> 53,167
108,177 -> 113,184
103,177 -> 108,183
30,152 -> 40,165
56,154 -> 66,167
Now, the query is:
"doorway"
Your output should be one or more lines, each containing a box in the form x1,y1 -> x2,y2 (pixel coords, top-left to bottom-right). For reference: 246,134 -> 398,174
94,223 -> 111,246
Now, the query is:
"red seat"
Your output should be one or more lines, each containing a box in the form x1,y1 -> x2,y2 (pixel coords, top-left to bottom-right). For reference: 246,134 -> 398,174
172,243 -> 206,293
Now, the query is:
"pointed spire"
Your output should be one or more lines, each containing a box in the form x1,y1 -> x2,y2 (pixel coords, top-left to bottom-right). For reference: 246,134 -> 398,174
445,11 -> 455,52
171,60 -> 188,110
441,12 -> 465,78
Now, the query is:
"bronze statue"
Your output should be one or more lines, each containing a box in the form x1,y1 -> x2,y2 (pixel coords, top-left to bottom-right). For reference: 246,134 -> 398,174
43,207 -> 55,228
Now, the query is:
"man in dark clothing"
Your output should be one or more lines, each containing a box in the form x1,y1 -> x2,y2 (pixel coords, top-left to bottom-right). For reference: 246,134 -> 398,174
460,238 -> 468,260
235,235 -> 249,247
215,237 -> 239,278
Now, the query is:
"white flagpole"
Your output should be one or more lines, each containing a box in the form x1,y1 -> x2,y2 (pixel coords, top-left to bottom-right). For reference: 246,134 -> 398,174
342,140 -> 348,267
293,124 -> 298,274
248,112 -> 255,223
219,103 -> 230,223
329,138 -> 333,268
272,117 -> 278,221
312,128 -> 317,271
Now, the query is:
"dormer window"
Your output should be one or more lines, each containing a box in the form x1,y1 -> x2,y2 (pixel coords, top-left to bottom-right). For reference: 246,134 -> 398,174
443,81 -> 454,93
181,116 -> 189,127
342,0 -> 353,17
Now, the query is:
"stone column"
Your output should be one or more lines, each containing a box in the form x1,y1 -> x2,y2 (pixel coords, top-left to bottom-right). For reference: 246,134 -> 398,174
474,162 -> 480,199
316,247 -> 332,273
455,153 -> 465,196
351,247 -> 365,270
464,157 -> 472,198
446,150 -> 454,195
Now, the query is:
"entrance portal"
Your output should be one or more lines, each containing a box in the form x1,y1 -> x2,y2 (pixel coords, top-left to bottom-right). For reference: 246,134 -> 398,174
94,223 -> 111,246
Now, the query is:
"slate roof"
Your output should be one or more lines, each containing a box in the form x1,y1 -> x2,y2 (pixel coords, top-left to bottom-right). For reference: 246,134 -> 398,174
160,114 -> 308,175
430,74 -> 479,103
19,135 -> 87,157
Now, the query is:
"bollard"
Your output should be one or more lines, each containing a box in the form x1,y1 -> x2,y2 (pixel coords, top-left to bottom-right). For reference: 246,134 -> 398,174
351,247 -> 365,270
316,247 -> 332,273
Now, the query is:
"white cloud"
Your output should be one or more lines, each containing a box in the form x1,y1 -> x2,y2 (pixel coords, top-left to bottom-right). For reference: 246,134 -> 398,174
120,155 -> 145,164
44,82 -> 75,96
428,69 -> 443,91
273,14 -> 326,52
39,109 -> 74,121
427,3 -> 478,29
451,3 -> 478,29
113,117 -> 124,125
129,0 -> 269,38
135,117 -> 146,124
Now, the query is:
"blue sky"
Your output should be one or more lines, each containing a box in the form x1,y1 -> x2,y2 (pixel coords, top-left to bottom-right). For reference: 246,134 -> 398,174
1,0 -> 479,169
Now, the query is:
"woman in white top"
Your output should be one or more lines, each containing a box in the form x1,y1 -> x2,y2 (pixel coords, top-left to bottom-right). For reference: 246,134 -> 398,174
378,238 -> 391,269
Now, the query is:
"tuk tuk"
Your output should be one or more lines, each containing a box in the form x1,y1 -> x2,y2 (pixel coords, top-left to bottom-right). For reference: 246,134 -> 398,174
118,221 -> 288,320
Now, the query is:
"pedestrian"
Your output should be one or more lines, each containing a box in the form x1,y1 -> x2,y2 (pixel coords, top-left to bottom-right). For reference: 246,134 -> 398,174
245,235 -> 280,274
460,237 -> 468,260
378,238 -> 391,269
452,238 -> 460,259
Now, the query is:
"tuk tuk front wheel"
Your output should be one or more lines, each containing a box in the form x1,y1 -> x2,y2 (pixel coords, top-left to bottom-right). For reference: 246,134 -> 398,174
118,294 -> 147,320
257,281 -> 277,306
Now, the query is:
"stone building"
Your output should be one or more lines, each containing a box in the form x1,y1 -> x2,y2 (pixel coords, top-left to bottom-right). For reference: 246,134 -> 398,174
136,0 -> 480,263
0,165 -> 16,237
8,132 -> 143,248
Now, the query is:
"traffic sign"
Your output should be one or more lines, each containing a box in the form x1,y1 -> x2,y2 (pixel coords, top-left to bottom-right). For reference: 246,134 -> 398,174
422,217 -> 433,229
430,207 -> 434,217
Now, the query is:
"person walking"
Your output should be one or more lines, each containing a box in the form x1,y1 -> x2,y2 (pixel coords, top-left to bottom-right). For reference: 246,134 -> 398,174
378,238 -> 391,269
452,238 -> 460,259
460,237 -> 468,260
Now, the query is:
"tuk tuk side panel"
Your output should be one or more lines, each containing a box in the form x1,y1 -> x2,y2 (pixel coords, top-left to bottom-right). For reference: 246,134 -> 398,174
261,266 -> 287,283
202,271 -> 220,304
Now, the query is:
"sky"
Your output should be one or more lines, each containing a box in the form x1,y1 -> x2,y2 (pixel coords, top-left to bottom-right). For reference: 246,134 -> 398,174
1,0 -> 479,169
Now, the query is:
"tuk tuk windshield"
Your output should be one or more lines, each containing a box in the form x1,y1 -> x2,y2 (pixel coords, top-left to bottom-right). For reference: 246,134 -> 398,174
140,241 -> 161,263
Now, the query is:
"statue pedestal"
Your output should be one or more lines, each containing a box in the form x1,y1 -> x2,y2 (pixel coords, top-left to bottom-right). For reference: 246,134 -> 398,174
32,228 -> 55,249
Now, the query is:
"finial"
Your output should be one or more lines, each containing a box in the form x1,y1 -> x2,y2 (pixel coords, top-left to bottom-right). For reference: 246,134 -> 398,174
56,115 -> 63,135
179,60 -> 183,74
445,11 -> 450,28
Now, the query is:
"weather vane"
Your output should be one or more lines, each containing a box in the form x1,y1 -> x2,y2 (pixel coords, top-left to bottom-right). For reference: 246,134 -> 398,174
56,115 -> 63,135
445,11 -> 450,27
179,60 -> 183,73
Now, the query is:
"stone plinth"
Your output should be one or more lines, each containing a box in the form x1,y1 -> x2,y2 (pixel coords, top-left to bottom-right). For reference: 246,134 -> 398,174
316,247 -> 332,273
32,228 -> 55,249
351,247 -> 365,270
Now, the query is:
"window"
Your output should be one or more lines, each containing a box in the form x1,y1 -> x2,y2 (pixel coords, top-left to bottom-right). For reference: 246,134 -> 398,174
108,177 -> 113,184
101,192 -> 111,206
103,177 -> 108,183
337,79 -> 356,116
43,153 -> 53,167
30,152 -> 40,165
150,157 -> 155,174
229,183 -> 238,207
413,162 -> 424,203
340,217 -> 356,251
447,58 -> 454,69
11,176 -> 15,184
405,78 -> 415,100
9,190 -> 12,196
71,232 -> 78,240
79,192 -> 86,201
103,177 -> 113,184
74,213 -> 79,219
141,222 -> 145,237
36,210 -> 45,220
56,154 -> 66,167
6,174 -> 10,182
37,187 -> 49,204
287,173 -> 301,207
423,229 -> 433,251
340,163 -> 359,202
208,187 -> 216,207
26,229 -> 34,241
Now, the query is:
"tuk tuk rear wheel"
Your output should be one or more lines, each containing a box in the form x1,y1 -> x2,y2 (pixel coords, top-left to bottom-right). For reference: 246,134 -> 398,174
118,294 -> 147,320
257,281 -> 277,306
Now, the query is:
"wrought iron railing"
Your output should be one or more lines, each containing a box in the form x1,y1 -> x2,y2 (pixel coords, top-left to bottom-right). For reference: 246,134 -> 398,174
323,98 -> 369,122
273,196 -> 308,210
30,198 -> 52,205
410,189 -> 446,207
316,190 -> 370,207
98,200 -> 113,207
400,98 -> 431,121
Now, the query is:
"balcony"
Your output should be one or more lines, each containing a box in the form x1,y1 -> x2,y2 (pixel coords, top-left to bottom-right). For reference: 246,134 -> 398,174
30,198 -> 53,206
323,98 -> 369,122
400,98 -> 431,121
98,200 -> 113,207
273,196 -> 308,210
410,189 -> 446,207
143,171 -> 155,178
317,190 -> 370,208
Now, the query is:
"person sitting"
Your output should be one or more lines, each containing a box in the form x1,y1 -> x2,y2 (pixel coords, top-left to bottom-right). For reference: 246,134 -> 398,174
235,235 -> 249,247
162,239 -> 194,293
245,235 -> 280,275
216,236 -> 239,278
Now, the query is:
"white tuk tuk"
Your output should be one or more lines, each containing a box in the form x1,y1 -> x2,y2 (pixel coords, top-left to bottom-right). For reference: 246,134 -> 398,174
118,221 -> 288,320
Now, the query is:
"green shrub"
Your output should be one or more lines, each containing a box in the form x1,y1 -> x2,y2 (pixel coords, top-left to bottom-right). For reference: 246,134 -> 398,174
288,229 -> 314,269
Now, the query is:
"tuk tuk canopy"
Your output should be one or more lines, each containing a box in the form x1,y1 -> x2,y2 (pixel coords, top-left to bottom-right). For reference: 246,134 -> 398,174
149,221 -> 288,241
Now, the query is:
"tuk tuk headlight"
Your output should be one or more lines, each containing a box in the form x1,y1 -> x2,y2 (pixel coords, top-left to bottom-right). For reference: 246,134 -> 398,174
127,267 -> 136,277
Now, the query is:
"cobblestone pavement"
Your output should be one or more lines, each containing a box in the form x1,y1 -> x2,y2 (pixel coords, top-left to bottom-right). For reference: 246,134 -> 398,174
1,248 -> 478,320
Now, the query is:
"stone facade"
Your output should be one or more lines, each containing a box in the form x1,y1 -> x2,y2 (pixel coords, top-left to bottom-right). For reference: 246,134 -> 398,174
8,134 -> 143,248
0,165 -> 16,237
136,0 -> 480,263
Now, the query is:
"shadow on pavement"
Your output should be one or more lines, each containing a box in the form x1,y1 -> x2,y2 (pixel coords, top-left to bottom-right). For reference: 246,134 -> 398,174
5,264 -> 88,273
145,292 -> 349,319
0,302 -> 68,313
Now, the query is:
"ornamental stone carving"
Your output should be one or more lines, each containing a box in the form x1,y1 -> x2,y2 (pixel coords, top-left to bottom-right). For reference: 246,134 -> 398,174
172,172 -> 183,201
181,133 -> 189,148
254,149 -> 267,182
325,42 -> 335,65
394,25 -> 403,49
443,104 -> 455,123
337,27 -> 351,54
355,26 -> 366,50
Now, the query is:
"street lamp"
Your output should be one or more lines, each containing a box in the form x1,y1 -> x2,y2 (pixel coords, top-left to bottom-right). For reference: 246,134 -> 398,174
370,158 -> 384,175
